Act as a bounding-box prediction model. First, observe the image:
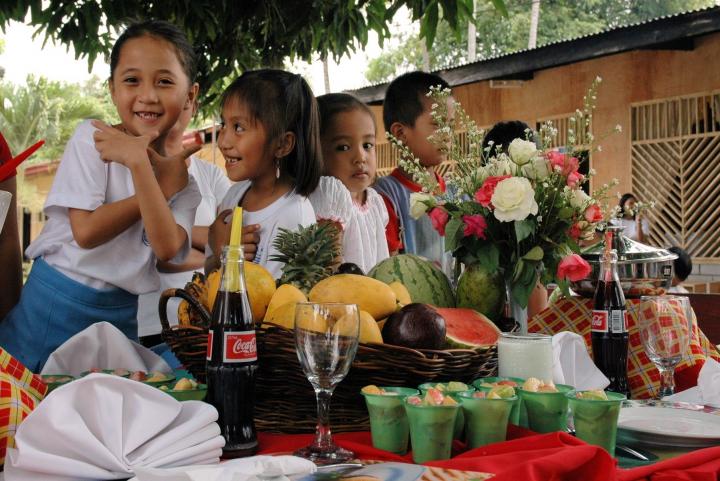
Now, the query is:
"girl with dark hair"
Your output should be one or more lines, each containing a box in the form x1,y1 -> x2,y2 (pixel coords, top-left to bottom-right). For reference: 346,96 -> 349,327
206,69 -> 322,278
0,20 -> 202,371
308,93 -> 389,273
616,192 -> 649,242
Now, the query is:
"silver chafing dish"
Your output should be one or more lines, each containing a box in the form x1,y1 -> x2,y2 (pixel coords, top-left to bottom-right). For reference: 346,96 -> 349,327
570,226 -> 678,298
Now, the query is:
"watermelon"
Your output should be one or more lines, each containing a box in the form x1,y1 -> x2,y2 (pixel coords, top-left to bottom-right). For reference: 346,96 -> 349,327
433,307 -> 500,348
368,254 -> 455,308
456,263 -> 504,321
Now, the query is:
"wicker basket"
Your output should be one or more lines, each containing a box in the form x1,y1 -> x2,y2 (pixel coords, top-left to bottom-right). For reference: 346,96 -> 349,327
159,289 -> 498,433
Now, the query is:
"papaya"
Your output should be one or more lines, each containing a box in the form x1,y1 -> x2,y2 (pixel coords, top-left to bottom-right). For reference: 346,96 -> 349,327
265,284 -> 307,321
308,274 -> 397,320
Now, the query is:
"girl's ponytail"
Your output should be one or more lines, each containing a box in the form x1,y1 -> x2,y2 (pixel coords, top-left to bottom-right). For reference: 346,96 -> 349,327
285,74 -> 322,196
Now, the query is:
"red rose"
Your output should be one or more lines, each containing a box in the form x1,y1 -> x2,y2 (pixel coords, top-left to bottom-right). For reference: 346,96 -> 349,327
557,254 -> 592,282
462,214 -> 488,239
547,151 -> 580,176
428,207 -> 450,236
568,223 -> 583,240
566,171 -> 584,188
584,203 -> 603,223
474,175 -> 511,208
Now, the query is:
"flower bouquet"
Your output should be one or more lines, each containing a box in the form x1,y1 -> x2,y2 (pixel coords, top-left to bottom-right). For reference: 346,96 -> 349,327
394,77 -> 619,329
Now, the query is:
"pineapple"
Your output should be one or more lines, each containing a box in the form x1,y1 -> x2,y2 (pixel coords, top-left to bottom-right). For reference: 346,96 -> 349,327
270,221 -> 342,293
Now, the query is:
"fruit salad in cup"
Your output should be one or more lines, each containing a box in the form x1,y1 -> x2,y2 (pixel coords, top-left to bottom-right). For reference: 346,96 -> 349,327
575,389 -> 609,400
407,388 -> 458,406
472,385 -> 516,399
522,377 -> 559,393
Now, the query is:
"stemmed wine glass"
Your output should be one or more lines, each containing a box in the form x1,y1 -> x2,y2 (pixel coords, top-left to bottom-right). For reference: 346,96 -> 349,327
638,295 -> 691,398
294,302 -> 360,464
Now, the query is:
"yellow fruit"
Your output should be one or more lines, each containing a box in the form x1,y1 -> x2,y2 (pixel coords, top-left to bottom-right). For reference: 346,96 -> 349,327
207,263 -> 276,322
263,301 -> 299,329
388,281 -> 412,306
377,318 -> 387,331
308,274 -> 397,320
265,284 -> 307,321
245,262 -> 276,321
333,310 -> 382,343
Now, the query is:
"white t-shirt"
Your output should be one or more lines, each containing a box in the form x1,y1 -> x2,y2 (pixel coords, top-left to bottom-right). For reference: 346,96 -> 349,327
614,217 -> 650,241
309,176 -> 389,273
212,181 -> 316,279
137,156 -> 232,337
27,120 -> 201,295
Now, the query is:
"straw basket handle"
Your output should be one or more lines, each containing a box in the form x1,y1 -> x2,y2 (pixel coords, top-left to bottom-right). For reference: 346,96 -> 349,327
158,287 -> 212,331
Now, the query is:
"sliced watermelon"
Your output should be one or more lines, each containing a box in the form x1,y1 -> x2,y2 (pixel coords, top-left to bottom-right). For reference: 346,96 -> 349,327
433,307 -> 501,348
368,254 -> 455,308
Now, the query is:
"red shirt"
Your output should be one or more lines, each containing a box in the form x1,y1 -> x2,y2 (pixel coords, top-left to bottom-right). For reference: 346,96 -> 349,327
379,168 -> 446,253
0,132 -> 11,165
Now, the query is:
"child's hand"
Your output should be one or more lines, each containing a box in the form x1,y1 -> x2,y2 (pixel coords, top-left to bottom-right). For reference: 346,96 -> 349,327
241,224 -> 261,261
148,144 -> 201,199
208,209 -> 261,261
92,120 -> 157,168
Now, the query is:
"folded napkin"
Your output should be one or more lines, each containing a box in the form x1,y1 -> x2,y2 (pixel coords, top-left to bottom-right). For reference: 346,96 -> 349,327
131,455 -> 316,481
41,322 -> 172,376
552,331 -> 610,390
4,374 -> 224,480
663,357 -> 720,407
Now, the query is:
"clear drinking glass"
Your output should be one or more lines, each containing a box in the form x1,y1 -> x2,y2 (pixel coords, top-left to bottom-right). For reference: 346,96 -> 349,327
294,302 -> 360,464
497,333 -> 553,381
638,295 -> 691,398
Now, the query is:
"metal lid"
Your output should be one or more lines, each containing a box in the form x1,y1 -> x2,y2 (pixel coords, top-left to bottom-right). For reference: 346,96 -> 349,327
581,225 -> 678,265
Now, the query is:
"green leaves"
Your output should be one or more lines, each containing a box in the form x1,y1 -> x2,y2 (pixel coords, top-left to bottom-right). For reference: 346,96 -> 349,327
444,217 -> 464,253
514,219 -> 535,243
523,246 -> 544,261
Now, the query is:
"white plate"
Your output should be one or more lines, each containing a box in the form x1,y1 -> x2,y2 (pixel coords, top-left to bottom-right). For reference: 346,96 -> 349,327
617,400 -> 720,448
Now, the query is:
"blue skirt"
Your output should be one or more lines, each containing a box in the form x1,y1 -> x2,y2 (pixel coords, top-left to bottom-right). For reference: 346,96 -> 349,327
0,258 -> 138,372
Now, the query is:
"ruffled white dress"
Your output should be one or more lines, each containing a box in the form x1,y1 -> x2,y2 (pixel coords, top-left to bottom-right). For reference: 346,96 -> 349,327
309,176 -> 390,273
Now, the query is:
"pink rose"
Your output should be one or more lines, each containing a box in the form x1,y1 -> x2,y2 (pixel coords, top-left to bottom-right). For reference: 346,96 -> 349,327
566,171 -> 584,188
474,175 -> 511,208
584,203 -> 603,223
547,151 -> 580,176
428,207 -> 450,236
568,223 -> 582,240
557,254 -> 592,282
462,214 -> 488,239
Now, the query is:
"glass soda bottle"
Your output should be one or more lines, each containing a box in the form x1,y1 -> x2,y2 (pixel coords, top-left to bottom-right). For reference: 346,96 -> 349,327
591,231 -> 630,398
206,245 -> 259,457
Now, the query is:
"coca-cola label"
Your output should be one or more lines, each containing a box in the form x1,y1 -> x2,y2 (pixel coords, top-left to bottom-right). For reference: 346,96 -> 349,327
223,331 -> 257,363
609,310 -> 629,333
591,310 -> 608,332
206,330 -> 214,361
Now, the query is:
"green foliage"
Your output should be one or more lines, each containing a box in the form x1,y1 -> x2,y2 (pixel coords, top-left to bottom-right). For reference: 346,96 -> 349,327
364,0 -> 716,84
0,0 -> 506,109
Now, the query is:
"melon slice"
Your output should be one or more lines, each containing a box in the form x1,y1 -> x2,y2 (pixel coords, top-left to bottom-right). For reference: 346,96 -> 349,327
433,307 -> 501,348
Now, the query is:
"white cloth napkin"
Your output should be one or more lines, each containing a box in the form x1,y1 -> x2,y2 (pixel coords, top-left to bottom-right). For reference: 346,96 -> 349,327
41,321 -> 172,376
130,455 -> 316,481
552,331 -> 610,390
4,374 -> 224,481
663,357 -> 720,408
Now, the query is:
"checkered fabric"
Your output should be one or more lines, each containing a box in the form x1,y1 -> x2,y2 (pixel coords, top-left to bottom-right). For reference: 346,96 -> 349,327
0,347 -> 46,466
528,298 -> 720,399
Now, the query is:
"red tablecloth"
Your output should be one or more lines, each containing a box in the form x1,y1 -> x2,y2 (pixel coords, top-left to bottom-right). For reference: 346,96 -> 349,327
258,428 -> 720,481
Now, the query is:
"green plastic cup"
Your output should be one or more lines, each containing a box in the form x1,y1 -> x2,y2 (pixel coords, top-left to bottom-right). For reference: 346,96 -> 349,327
458,391 -> 518,448
361,387 -> 418,454
567,391 -> 626,455
404,398 -> 459,463
472,376 -> 525,426
418,382 -> 475,439
519,383 -> 573,433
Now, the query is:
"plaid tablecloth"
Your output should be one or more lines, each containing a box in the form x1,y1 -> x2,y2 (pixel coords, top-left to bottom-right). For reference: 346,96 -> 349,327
0,347 -> 47,465
529,297 -> 720,399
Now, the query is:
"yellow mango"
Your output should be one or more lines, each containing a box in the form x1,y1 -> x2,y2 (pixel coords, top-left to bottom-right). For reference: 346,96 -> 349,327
388,281 -> 412,306
265,284 -> 307,321
308,274 -> 397,320
207,263 -> 276,322
263,301 -> 326,332
332,310 -> 382,344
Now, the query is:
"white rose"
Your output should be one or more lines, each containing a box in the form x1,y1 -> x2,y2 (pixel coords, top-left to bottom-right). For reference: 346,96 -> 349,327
508,138 -> 537,166
569,188 -> 591,210
491,154 -> 514,176
491,177 -> 539,222
409,192 -> 435,219
522,156 -> 550,180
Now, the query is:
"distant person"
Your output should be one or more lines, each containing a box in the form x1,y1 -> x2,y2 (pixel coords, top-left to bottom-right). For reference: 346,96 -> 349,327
374,71 -> 453,275
0,132 -> 22,320
309,93 -> 389,273
668,246 -> 693,294
481,120 -> 534,156
615,193 -> 649,242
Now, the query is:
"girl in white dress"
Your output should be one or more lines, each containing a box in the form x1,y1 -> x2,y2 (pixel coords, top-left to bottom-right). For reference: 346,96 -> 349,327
310,93 -> 389,274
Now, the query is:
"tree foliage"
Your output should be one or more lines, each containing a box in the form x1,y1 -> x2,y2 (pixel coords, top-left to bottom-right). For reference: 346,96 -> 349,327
365,0 -> 715,84
0,0 -> 505,107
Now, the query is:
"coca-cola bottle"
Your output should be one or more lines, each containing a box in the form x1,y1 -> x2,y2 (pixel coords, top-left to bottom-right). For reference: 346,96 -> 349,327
591,232 -> 630,398
206,245 -> 258,457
